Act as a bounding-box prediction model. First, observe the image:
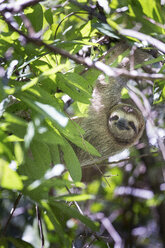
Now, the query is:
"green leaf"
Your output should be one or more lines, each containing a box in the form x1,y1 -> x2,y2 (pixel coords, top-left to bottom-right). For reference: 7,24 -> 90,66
153,80 -> 165,103
3,112 -> 27,126
60,139 -> 82,181
27,178 -> 72,201
41,201 -> 68,244
19,140 -> 51,181
0,159 -> 23,190
14,142 -> 24,165
3,113 -> 27,140
44,8 -> 53,25
56,73 -> 90,104
64,72 -> 91,92
35,129 -> 64,146
20,95 -> 68,128
48,144 -> 60,165
7,237 -> 34,248
4,134 -> 24,142
81,68 -> 101,87
54,193 -> 94,202
80,21 -> 92,37
128,0 -> 164,34
25,4 -> 44,32
30,140 -> 51,175
19,64 -> 66,91
63,128 -> 101,157
50,201 -> 99,231
92,23 -> 119,39
135,55 -> 165,69
35,101 -> 68,127
0,237 -> 7,247
61,120 -> 101,157
137,0 -> 162,22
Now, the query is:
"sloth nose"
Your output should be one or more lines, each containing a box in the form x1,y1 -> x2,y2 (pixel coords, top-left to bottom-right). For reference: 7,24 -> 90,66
117,118 -> 129,130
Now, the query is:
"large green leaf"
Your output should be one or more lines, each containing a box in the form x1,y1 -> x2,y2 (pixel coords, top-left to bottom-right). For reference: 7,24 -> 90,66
60,139 -> 82,181
41,201 -> 68,245
25,4 -> 44,32
56,73 -> 90,104
49,201 -> 99,232
92,23 -> 119,39
6,237 -> 34,248
19,95 -> 68,128
19,140 -> 51,181
61,119 -> 101,157
137,0 -> 163,22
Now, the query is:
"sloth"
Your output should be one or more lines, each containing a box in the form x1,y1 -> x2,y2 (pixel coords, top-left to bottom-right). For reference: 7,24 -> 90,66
74,78 -> 145,167
73,42 -> 148,168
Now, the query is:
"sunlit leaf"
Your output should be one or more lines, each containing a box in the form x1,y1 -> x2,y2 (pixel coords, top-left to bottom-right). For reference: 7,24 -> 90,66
0,159 -> 23,190
35,101 -> 68,127
54,193 -> 94,202
14,142 -> 24,165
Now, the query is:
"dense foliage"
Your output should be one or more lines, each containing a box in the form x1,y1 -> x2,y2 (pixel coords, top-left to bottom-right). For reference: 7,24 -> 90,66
0,0 -> 165,247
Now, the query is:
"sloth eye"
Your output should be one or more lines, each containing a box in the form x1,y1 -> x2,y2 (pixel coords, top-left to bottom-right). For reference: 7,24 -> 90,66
128,121 -> 137,133
110,115 -> 119,121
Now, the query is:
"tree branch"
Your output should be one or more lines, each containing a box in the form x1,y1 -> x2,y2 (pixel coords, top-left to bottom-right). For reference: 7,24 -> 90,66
0,0 -> 44,13
119,28 -> 165,54
2,11 -> 165,81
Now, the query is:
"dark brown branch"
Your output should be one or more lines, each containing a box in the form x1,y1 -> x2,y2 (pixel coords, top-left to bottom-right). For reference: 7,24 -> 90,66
36,205 -> 44,248
2,193 -> 22,236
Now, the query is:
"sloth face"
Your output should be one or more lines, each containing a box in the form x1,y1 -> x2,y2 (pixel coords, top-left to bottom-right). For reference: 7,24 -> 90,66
108,105 -> 144,144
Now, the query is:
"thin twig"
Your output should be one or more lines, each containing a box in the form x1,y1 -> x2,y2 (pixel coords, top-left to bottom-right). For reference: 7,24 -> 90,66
54,11 -> 88,40
65,186 -> 84,215
2,193 -> 22,236
83,237 -> 96,248
82,152 -> 160,168
143,15 -> 165,30
128,85 -> 165,161
36,205 -> 45,248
